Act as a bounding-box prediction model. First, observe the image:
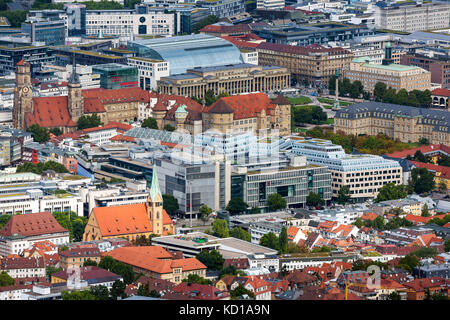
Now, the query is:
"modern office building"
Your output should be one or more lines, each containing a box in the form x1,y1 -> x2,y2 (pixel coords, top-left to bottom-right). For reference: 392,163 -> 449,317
127,34 -> 244,75
64,3 -> 87,36
334,102 -> 450,145
256,42 -> 353,86
345,56 -> 431,93
0,45 -> 55,76
154,151 -> 231,214
231,154 -> 332,211
21,19 -> 65,46
374,2 -> 450,33
91,63 -> 139,90
253,22 -> 375,46
157,63 -> 290,98
282,136 -> 403,202
127,57 -> 169,91
85,9 -> 176,40
196,0 -> 245,19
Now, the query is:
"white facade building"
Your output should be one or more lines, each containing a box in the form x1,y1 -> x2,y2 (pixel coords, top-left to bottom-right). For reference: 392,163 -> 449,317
240,51 -> 258,65
257,0 -> 285,10
86,10 -> 175,41
127,57 -> 170,91
374,2 -> 450,33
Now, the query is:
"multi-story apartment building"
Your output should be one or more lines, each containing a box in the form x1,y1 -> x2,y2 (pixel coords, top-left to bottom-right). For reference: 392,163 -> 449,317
231,154 -> 332,211
401,49 -> 450,89
127,57 -> 169,91
85,10 -> 175,40
257,0 -> 285,10
345,57 -> 431,93
374,2 -> 450,33
283,136 -> 403,202
256,43 -> 353,86
157,63 -> 290,99
0,256 -> 46,279
59,247 -> 102,269
334,102 -> 450,145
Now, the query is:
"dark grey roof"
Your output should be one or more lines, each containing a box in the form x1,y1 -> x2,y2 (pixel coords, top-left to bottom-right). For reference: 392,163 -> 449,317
335,102 -> 450,133
381,156 -> 415,172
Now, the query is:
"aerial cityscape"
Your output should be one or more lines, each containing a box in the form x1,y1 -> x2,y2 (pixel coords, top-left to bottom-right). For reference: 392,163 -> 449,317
0,0 -> 449,304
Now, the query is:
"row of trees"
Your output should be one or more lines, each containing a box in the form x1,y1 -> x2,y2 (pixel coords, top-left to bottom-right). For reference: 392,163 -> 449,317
141,117 -> 175,131
191,90 -> 229,106
374,82 -> 431,107
328,76 -> 367,99
354,215 -> 413,231
52,211 -> 87,242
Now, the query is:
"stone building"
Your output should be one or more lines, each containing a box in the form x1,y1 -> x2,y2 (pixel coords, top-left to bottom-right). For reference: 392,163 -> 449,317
334,102 -> 450,145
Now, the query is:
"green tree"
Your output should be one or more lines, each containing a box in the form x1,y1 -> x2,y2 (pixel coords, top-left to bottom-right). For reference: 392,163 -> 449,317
387,291 -> 401,300
0,271 -> 15,287
373,216 -> 386,230
162,194 -> 179,216
373,82 -> 387,101
410,167 -> 436,194
124,0 -> 140,8
83,0 -> 124,9
141,117 -> 158,129
418,137 -> 429,146
212,219 -> 229,238
89,285 -> 109,300
350,80 -> 364,99
0,10 -> 27,27
336,186 -> 351,205
77,114 -> 103,130
311,245 -> 332,253
199,204 -> 212,225
354,217 -> 364,228
306,192 -> 324,208
218,265 -> 241,279
410,247 -> 437,259
0,214 -> 11,229
49,127 -> 63,136
226,197 -> 248,215
182,273 -> 212,285
287,242 -> 300,254
83,258 -> 98,267
110,280 -> 127,300
267,193 -> 287,211
163,124 -> 175,132
98,256 -> 116,271
230,227 -> 251,242
279,227 -> 288,254
192,15 -> 219,33
27,124 -> 50,143
196,249 -> 224,270
230,284 -> 255,300
421,204 -> 430,217
328,75 -> 336,95
259,232 -> 279,251
52,211 -> 73,241
61,290 -> 97,300
397,254 -> 420,273
445,239 -> 450,252
375,183 -> 407,203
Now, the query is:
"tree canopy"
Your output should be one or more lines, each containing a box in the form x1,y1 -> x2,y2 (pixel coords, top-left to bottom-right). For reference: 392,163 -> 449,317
374,183 -> 407,203
306,192 -> 324,208
141,117 -> 158,129
336,186 -> 351,205
61,290 -> 97,300
182,274 -> 212,285
196,249 -> 224,270
212,219 -> 229,238
27,124 -> 50,143
259,232 -> 279,251
192,15 -> 219,34
77,114 -> 103,130
226,197 -> 248,215
408,167 -> 435,194
229,227 -> 251,242
267,193 -> 287,211
162,194 -> 179,216
0,271 -> 15,287
16,161 -> 69,174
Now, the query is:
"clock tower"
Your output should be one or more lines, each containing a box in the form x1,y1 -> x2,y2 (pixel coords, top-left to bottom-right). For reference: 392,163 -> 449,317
68,55 -> 84,123
13,59 -> 33,130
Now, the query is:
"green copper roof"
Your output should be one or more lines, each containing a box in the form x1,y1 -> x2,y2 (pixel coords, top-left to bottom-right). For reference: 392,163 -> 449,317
175,104 -> 187,114
149,167 -> 161,201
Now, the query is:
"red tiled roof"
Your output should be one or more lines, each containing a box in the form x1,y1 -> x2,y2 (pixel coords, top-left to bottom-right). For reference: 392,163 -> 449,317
200,24 -> 251,34
83,97 -> 106,113
0,212 -> 69,238
17,59 -> 29,66
82,121 -> 132,133
385,144 -> 450,159
27,96 -> 77,128
52,266 -> 121,282
204,93 -> 280,120
110,134 -> 135,142
410,161 -> 450,179
0,256 -> 44,270
361,212 -> 378,221
431,88 -> 450,97
403,277 -> 448,292
59,247 -> 101,258
166,282 -> 229,300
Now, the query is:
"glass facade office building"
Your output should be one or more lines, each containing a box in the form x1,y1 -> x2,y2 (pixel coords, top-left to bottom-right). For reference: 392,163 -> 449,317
128,34 -> 244,75
92,63 -> 139,90
21,20 -> 65,46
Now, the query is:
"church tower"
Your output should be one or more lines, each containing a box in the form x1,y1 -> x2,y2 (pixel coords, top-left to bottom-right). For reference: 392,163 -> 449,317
147,167 -> 164,236
13,60 -> 33,130
67,54 -> 84,122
